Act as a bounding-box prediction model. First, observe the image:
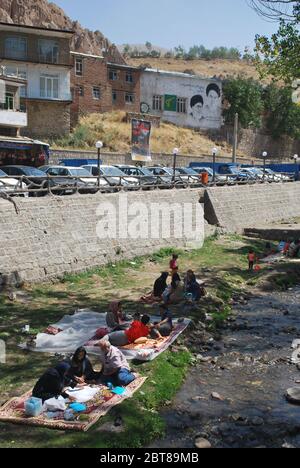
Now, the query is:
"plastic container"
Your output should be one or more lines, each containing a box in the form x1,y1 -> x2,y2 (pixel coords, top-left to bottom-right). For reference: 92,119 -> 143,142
64,409 -> 75,421
24,397 -> 43,417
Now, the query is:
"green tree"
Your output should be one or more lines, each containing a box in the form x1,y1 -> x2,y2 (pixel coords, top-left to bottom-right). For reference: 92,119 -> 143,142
145,41 -> 152,53
223,78 -> 264,128
263,84 -> 300,138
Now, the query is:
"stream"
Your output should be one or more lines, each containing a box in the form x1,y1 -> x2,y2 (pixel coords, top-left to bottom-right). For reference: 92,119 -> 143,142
151,287 -> 300,448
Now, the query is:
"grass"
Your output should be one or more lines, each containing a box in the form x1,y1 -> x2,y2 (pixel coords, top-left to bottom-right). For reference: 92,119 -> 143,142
0,234 -> 298,447
51,110 -> 243,158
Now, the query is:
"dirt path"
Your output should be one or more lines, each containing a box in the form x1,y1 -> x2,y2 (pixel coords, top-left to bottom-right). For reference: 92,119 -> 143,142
151,287 -> 300,449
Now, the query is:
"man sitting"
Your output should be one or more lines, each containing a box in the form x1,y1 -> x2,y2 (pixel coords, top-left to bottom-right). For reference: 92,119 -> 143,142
97,340 -> 135,387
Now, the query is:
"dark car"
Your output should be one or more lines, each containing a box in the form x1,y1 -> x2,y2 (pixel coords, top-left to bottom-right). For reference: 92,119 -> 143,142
0,166 -> 74,196
114,165 -> 160,189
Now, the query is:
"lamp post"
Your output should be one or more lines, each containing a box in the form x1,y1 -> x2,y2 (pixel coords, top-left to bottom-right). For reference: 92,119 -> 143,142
262,151 -> 268,182
96,141 -> 103,189
293,154 -> 299,181
172,147 -> 179,185
212,147 -> 218,184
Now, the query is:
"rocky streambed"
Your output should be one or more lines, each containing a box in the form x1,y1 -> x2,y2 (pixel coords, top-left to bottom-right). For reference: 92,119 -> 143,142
151,287 -> 300,449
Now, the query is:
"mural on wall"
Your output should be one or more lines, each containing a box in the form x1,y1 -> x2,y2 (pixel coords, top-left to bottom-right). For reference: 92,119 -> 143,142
189,82 -> 222,126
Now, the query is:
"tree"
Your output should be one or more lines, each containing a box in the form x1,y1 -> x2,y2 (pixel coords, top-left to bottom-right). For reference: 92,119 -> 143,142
145,42 -> 152,53
254,20 -> 300,82
263,84 -> 300,138
248,1 -> 300,22
223,78 -> 264,128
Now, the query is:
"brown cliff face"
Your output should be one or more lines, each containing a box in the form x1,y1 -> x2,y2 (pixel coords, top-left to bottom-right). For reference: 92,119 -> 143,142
0,0 -> 125,63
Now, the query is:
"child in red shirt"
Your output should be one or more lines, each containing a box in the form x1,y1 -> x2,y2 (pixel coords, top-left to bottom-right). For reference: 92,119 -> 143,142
248,250 -> 256,271
169,254 -> 179,273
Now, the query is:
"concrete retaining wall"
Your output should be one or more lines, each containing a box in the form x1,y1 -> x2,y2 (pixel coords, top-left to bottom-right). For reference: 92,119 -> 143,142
204,182 -> 300,233
0,189 -> 204,283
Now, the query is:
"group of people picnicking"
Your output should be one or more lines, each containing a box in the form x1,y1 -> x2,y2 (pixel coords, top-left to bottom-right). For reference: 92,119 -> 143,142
32,253 -> 205,404
248,239 -> 300,271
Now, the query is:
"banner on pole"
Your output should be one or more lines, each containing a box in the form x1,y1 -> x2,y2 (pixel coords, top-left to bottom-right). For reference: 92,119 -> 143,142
131,119 -> 152,162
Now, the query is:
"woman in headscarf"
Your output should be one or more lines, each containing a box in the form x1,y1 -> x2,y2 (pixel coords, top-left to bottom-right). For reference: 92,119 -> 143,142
68,347 -> 100,385
140,272 -> 169,304
185,270 -> 205,301
32,362 -> 76,403
105,301 -> 128,331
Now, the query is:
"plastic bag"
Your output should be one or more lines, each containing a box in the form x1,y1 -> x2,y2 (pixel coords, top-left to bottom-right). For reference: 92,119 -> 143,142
44,396 -> 66,412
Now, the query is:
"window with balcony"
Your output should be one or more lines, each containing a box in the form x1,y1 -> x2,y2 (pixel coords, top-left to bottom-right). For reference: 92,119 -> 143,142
5,67 -> 27,97
109,69 -> 118,81
40,74 -> 59,99
39,40 -> 59,64
5,37 -> 27,60
125,93 -> 135,104
75,58 -> 83,76
5,92 -> 14,110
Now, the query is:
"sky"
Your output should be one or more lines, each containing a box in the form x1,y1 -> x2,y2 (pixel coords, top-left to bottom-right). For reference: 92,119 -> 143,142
54,0 -> 279,51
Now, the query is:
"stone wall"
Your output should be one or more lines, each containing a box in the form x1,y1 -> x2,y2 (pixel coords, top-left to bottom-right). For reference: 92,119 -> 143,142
204,182 -> 300,233
23,100 -> 71,139
0,188 -> 204,283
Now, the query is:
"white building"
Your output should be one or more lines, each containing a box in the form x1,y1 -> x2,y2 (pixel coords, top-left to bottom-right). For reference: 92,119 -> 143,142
140,69 -> 223,130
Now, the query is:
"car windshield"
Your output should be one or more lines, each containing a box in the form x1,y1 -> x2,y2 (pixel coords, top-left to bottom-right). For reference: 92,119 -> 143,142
139,167 -> 153,176
0,169 -> 7,177
182,168 -> 197,175
196,167 -> 213,175
163,168 -> 176,176
23,167 -> 45,176
101,167 -> 125,177
69,168 -> 91,177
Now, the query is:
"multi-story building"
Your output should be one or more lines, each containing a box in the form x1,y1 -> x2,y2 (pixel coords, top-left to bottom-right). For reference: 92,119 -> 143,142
140,68 -> 223,130
0,67 -> 27,137
71,52 -> 141,126
0,22 -> 73,139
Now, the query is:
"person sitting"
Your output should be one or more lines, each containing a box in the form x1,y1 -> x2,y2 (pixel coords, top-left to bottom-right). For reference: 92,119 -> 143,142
106,301 -> 128,331
32,362 -> 76,403
163,269 -> 184,305
106,314 -> 151,347
185,270 -> 205,301
153,304 -> 174,337
140,272 -> 169,304
97,340 -> 136,387
288,239 -> 300,258
68,347 -> 100,385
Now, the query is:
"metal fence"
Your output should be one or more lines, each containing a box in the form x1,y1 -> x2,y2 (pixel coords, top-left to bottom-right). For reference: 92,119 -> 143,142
0,173 -> 296,199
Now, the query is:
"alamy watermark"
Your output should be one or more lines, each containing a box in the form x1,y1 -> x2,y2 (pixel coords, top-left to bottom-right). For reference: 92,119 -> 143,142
96,193 -> 204,248
0,339 -> 5,364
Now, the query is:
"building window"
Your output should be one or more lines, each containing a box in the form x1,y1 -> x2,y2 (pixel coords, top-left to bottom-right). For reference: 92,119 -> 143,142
109,69 -> 118,81
75,58 -> 83,76
126,72 -> 133,83
40,74 -> 59,99
78,86 -> 84,97
5,67 -> 27,97
5,37 -> 27,60
177,97 -> 187,113
93,87 -> 101,100
153,95 -> 163,111
39,40 -> 59,64
112,90 -> 117,103
5,92 -> 14,110
125,93 -> 135,104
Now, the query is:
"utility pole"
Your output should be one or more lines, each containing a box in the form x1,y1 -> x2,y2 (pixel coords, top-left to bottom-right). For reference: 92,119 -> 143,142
232,113 -> 239,163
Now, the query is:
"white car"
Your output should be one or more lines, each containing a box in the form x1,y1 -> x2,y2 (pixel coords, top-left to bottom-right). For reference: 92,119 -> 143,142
0,169 -> 28,197
263,168 -> 290,182
40,165 -> 109,191
82,165 -> 139,189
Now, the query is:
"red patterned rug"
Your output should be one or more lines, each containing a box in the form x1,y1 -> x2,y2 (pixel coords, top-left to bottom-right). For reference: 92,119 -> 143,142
0,377 -> 146,432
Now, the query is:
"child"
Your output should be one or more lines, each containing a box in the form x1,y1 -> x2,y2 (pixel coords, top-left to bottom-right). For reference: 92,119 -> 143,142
248,249 -> 256,271
169,254 -> 179,274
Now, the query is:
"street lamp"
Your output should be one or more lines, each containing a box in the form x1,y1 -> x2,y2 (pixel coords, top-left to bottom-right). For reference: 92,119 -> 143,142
212,147 -> 218,183
262,151 -> 268,182
96,141 -> 103,188
172,147 -> 179,185
293,154 -> 299,181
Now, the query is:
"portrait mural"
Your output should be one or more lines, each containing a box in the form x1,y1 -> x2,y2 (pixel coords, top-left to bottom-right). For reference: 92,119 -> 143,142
189,82 -> 222,127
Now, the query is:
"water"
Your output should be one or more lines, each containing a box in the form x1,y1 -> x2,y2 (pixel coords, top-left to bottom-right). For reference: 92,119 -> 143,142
151,287 -> 300,448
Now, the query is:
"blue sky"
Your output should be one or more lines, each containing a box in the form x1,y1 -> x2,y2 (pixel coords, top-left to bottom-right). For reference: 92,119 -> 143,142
55,0 -> 278,50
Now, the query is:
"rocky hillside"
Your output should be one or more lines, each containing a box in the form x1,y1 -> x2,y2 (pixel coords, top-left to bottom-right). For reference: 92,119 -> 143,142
0,0 -> 125,63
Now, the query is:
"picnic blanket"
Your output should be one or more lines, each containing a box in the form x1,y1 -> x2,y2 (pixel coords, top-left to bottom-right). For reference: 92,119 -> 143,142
0,377 -> 146,432
86,319 -> 191,362
20,310 -> 190,361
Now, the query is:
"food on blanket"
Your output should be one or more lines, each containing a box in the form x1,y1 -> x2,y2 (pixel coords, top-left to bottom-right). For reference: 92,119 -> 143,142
44,326 -> 63,336
134,337 -> 148,345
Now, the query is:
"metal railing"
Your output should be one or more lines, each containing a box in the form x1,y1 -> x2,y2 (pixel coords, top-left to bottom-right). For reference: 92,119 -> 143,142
0,172 -> 296,198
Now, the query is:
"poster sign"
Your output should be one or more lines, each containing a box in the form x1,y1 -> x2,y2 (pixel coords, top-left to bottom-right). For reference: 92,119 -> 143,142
131,119 -> 152,162
164,95 -> 177,112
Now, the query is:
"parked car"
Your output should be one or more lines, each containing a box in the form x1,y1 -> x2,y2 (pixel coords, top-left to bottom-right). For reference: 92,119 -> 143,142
0,168 -> 28,197
263,168 -> 291,182
82,165 -> 139,190
147,166 -> 186,187
217,164 -> 254,183
39,166 -> 109,193
0,165 -> 73,197
242,167 -> 266,182
175,167 -> 203,186
192,167 -> 234,185
114,165 -> 158,189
